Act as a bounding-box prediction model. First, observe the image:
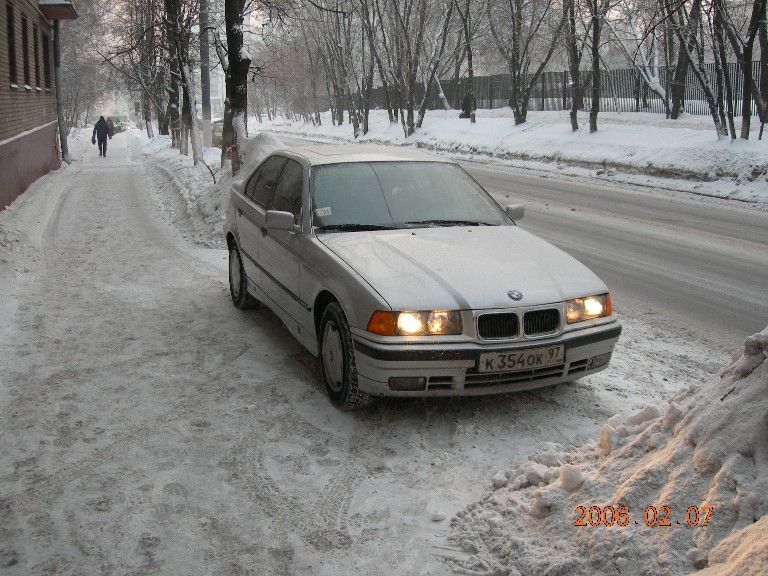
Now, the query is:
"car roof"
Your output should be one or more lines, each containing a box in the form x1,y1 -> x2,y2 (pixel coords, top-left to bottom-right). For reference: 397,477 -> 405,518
270,143 -> 450,166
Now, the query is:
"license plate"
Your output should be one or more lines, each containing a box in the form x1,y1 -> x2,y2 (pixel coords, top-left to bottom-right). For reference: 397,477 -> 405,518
478,345 -> 565,373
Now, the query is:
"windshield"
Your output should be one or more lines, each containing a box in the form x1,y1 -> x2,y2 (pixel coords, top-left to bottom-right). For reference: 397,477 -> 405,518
311,161 -> 509,231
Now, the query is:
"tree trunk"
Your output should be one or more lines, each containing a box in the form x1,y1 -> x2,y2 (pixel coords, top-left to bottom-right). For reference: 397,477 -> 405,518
200,0 -> 212,146
670,0 -> 701,119
143,92 -> 154,138
726,0 -> 765,139
739,43 -> 754,139
714,0 -> 736,138
224,0 -> 250,174
436,77 -> 451,110
565,0 -> 581,130
590,9 -> 600,132
759,18 -> 767,137
53,21 -> 69,161
180,62 -> 202,162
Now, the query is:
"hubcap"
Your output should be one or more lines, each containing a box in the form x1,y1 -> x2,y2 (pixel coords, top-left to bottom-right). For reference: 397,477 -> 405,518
230,250 -> 241,298
322,321 -> 344,392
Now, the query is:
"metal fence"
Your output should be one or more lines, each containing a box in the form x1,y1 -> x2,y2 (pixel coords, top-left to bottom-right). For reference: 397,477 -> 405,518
364,61 -> 763,116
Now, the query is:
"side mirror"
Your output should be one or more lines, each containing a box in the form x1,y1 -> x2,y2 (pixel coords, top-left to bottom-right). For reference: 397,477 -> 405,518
265,210 -> 295,231
505,204 -> 525,220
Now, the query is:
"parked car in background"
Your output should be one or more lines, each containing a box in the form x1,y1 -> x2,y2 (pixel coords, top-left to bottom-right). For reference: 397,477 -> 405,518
224,145 -> 621,409
109,115 -> 129,133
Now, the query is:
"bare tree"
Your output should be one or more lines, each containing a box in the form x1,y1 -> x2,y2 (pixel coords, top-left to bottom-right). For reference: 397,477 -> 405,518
586,0 -> 612,132
416,1 -> 456,127
487,0 -> 566,125
662,0 -> 724,137
604,0 -> 670,115
721,0 -> 767,138
163,0 -> 203,163
668,0 -> 701,119
222,0 -> 251,173
564,0 -> 588,130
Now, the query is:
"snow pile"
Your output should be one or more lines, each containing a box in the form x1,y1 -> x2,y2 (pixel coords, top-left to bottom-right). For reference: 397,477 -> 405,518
447,326 -> 768,576
135,131 -> 284,247
260,109 -> 768,204
242,130 -> 284,167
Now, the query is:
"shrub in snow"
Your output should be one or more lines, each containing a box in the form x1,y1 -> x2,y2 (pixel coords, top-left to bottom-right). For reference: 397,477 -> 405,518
447,325 -> 768,576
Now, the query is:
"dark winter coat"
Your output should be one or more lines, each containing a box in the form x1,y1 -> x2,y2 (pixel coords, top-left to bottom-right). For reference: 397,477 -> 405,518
93,117 -> 110,141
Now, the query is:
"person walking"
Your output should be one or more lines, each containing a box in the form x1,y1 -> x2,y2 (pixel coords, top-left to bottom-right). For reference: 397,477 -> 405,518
92,116 -> 111,157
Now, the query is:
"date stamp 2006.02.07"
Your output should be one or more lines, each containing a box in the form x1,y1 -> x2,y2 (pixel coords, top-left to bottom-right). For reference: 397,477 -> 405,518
574,504 -> 714,528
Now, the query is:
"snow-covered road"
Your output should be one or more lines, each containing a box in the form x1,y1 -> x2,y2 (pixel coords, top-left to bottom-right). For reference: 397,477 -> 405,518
0,132 -> 747,575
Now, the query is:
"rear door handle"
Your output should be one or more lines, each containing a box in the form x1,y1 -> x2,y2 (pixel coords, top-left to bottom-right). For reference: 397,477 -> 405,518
237,207 -> 243,216
260,227 -> 268,237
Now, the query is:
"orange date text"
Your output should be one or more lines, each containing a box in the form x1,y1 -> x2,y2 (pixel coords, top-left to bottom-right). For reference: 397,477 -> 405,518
574,504 -> 714,528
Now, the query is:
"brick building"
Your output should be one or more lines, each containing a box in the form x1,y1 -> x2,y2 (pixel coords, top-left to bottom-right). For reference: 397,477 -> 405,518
0,0 -> 76,209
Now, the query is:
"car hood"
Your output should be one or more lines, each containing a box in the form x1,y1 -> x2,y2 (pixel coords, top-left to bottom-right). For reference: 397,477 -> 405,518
318,226 -> 607,310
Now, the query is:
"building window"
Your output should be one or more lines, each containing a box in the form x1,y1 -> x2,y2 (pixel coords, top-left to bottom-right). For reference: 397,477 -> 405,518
6,2 -> 16,85
42,32 -> 50,88
21,15 -> 29,86
33,23 -> 39,87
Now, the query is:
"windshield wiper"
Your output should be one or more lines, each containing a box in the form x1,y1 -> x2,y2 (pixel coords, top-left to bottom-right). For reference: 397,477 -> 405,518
402,219 -> 496,227
316,223 -> 397,232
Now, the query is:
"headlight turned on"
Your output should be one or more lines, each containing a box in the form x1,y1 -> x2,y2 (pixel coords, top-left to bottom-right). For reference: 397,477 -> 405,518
565,294 -> 613,324
367,310 -> 463,336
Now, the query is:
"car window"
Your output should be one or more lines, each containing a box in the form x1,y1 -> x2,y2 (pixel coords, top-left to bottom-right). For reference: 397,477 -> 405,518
311,162 -> 507,229
269,159 -> 304,224
244,155 -> 287,207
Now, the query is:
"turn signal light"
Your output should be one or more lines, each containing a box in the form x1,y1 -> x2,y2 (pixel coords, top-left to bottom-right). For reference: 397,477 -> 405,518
367,311 -> 397,336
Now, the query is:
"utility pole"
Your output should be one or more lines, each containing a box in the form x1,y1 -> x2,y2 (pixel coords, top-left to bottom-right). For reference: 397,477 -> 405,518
200,0 -> 212,146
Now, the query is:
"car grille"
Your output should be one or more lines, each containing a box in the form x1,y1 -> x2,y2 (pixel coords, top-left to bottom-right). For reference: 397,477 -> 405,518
464,364 -> 566,389
523,309 -> 560,336
477,313 -> 519,340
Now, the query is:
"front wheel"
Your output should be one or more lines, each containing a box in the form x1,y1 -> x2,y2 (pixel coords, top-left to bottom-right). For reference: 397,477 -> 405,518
228,244 -> 257,309
319,303 -> 374,410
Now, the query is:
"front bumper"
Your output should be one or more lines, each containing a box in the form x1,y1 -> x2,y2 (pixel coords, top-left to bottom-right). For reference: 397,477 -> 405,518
353,322 -> 621,397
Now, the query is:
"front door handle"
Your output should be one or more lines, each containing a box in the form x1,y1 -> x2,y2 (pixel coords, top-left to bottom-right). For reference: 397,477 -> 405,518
236,207 -> 243,216
260,227 -> 268,237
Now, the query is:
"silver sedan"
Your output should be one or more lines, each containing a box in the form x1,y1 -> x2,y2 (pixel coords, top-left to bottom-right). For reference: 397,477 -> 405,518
224,144 -> 621,409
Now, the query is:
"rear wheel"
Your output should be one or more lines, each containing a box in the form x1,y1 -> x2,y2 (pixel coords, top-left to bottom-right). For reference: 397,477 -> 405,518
319,303 -> 374,410
229,244 -> 258,309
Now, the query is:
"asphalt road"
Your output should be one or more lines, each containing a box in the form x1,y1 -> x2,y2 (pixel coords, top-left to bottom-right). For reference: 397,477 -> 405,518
464,164 -> 768,349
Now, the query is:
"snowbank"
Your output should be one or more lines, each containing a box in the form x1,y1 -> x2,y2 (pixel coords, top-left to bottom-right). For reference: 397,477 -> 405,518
258,110 -> 768,204
134,132 -> 284,247
447,326 -> 768,575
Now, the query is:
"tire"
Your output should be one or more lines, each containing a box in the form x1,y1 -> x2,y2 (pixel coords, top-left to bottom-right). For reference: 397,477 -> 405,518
228,244 -> 258,309
319,302 -> 374,410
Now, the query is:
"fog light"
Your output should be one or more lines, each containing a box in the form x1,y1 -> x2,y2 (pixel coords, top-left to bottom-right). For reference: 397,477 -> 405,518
587,353 -> 612,370
388,377 -> 427,391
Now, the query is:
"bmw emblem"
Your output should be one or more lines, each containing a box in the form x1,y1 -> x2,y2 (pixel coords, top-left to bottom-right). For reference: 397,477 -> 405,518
507,290 -> 523,301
